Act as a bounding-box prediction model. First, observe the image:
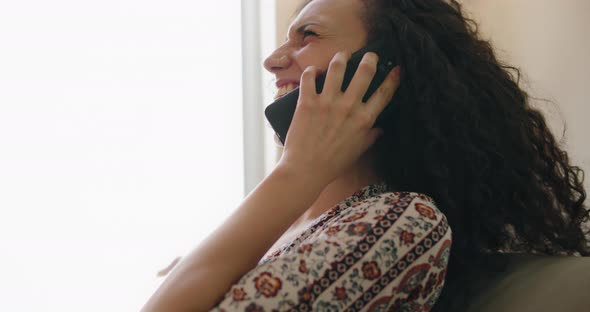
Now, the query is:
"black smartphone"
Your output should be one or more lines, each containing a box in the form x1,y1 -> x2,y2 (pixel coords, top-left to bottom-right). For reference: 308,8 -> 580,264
264,40 -> 398,145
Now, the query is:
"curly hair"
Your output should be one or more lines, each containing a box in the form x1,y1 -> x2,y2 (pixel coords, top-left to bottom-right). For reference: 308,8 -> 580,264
297,0 -> 590,310
350,0 -> 590,310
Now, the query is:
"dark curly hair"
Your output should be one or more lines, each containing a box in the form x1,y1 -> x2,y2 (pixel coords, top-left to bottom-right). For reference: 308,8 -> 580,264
299,0 -> 590,310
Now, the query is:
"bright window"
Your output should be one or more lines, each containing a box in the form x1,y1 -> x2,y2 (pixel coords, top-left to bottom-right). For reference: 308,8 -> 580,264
0,1 -> 244,311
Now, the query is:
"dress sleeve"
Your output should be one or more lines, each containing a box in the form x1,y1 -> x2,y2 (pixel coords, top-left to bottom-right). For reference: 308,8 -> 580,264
209,192 -> 452,311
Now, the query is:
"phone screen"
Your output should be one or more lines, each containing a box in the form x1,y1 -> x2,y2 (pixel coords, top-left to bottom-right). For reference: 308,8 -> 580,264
264,40 -> 398,145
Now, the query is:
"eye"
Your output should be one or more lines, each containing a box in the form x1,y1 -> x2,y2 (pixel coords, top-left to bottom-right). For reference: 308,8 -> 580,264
302,30 -> 318,39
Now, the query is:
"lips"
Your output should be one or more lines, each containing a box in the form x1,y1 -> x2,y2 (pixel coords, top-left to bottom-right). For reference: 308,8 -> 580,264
274,82 -> 299,100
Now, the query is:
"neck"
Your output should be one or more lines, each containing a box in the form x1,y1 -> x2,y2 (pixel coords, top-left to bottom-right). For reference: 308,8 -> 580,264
293,149 -> 382,227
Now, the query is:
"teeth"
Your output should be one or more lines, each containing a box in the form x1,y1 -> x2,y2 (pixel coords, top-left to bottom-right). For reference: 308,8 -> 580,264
274,83 -> 299,100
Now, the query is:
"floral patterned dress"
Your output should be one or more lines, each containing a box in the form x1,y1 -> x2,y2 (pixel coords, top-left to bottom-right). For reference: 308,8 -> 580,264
210,182 -> 452,311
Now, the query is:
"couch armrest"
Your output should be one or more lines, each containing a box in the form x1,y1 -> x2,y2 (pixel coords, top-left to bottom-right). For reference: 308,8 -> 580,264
469,255 -> 590,312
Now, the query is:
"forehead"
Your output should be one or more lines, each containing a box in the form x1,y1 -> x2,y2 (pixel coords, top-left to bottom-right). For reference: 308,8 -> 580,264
290,0 -> 365,31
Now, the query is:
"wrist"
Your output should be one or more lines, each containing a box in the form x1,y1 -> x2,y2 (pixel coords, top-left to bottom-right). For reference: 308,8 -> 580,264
273,161 -> 328,196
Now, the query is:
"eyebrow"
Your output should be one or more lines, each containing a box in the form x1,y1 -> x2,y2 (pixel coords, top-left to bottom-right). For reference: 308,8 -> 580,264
285,22 -> 321,42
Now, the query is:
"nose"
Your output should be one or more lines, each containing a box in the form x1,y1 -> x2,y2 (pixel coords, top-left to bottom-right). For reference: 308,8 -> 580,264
263,47 -> 292,74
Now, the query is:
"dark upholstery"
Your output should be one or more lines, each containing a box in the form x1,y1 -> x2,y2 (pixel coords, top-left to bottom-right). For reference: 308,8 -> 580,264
468,255 -> 590,312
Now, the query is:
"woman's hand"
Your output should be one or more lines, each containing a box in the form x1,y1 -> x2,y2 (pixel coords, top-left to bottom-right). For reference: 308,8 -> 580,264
277,50 -> 401,187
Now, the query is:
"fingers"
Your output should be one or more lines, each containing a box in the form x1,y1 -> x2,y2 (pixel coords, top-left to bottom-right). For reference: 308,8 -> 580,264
364,65 -> 401,124
299,52 -> 401,131
347,52 -> 379,103
323,51 -> 351,96
299,65 -> 317,101
156,256 -> 182,277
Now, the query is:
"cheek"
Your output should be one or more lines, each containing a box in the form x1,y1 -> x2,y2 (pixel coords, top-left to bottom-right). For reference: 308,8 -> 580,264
294,48 -> 339,73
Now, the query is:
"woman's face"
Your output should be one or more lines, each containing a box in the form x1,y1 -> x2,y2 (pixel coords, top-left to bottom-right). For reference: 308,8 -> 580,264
264,0 -> 368,101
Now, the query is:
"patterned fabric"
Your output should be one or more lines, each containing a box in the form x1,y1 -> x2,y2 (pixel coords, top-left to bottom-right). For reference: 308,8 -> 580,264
210,182 -> 452,311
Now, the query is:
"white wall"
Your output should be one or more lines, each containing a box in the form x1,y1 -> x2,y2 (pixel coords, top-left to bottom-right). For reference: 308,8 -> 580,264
461,0 -> 590,194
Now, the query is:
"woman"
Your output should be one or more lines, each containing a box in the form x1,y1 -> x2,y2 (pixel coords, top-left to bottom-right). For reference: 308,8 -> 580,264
142,0 -> 589,311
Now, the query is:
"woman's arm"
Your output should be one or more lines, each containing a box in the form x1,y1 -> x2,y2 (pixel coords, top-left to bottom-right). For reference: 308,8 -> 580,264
142,53 -> 399,312
141,164 -> 326,312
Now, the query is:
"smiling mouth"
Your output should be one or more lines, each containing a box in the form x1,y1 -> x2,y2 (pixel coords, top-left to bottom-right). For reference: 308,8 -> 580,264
274,83 -> 299,100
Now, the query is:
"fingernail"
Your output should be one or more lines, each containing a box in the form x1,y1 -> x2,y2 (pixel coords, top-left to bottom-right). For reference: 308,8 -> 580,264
368,52 -> 378,62
389,66 -> 400,80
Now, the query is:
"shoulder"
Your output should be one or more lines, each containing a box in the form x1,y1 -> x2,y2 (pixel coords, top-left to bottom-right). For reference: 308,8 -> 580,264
321,190 -> 452,261
332,190 -> 446,225
210,191 -> 452,311
316,191 -> 451,247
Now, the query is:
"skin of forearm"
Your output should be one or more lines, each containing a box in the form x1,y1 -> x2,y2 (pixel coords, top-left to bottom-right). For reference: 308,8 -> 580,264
141,164 -> 327,312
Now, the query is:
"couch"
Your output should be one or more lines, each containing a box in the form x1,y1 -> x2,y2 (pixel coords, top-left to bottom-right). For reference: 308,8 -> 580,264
468,255 -> 590,311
